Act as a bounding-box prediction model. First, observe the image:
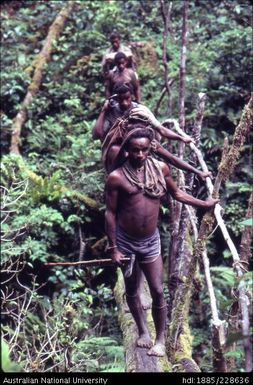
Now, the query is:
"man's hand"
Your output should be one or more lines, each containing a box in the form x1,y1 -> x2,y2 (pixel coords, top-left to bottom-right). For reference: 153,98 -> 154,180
101,99 -> 110,112
182,135 -> 194,144
105,53 -> 115,62
130,106 -> 160,128
198,170 -> 213,181
110,248 -> 125,266
205,197 -> 220,208
130,106 -> 150,120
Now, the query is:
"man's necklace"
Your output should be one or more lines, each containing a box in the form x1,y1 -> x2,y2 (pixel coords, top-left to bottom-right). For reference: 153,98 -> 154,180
136,165 -> 144,174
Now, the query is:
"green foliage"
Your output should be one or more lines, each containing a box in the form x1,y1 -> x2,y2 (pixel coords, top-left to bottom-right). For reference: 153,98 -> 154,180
240,218 -> 253,226
74,337 -> 125,372
191,265 -> 252,372
1,339 -> 23,372
1,0 -> 252,373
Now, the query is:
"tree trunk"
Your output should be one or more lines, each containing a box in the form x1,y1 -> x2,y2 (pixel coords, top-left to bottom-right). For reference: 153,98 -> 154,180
10,3 -> 75,154
239,192 -> 252,265
239,193 -> 252,372
178,0 -> 188,133
114,270 -> 172,372
168,1 -> 189,290
160,0 -> 173,116
192,95 -> 252,372
214,94 -> 252,184
186,92 -> 206,188
169,90 -> 205,311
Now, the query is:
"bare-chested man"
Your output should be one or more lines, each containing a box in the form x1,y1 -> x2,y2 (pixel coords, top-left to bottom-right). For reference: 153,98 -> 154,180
105,127 -> 219,357
105,52 -> 141,102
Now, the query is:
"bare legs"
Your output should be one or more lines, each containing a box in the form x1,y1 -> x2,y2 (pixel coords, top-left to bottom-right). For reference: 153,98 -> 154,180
124,256 -> 166,356
141,256 -> 167,356
124,262 -> 152,348
138,273 -> 152,310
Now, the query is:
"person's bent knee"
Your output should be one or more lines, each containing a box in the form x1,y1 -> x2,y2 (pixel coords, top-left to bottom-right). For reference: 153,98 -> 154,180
150,287 -> 165,307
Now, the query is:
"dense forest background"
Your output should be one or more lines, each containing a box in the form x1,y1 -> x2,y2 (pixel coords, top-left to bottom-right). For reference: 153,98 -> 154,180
1,0 -> 252,373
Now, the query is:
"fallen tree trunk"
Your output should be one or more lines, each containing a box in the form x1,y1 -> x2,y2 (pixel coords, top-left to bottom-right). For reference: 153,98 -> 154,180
10,2 -> 75,154
114,270 -> 171,372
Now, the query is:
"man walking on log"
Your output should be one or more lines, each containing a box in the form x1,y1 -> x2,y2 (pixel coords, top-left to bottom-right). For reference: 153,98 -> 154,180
105,127 -> 219,356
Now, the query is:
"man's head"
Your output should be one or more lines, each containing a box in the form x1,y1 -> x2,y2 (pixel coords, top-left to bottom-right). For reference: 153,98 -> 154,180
115,52 -> 127,72
124,126 -> 154,168
109,31 -> 121,51
112,82 -> 134,111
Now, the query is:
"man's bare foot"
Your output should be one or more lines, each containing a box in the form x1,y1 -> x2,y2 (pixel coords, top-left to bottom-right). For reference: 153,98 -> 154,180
140,291 -> 152,310
137,333 -> 153,348
147,342 -> 166,357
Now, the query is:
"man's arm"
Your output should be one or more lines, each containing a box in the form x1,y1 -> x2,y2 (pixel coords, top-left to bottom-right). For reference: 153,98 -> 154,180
162,162 -> 219,208
104,72 -> 112,99
130,70 -> 141,103
105,172 -> 125,265
92,100 -> 110,141
129,105 -> 193,143
156,124 -> 193,144
102,51 -> 114,76
156,142 -> 211,180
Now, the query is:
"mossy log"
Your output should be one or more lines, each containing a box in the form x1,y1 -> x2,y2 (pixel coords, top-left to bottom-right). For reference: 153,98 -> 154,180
239,192 -> 252,265
215,94 -> 253,184
167,234 -> 201,372
114,270 -> 172,373
10,3 -> 75,154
